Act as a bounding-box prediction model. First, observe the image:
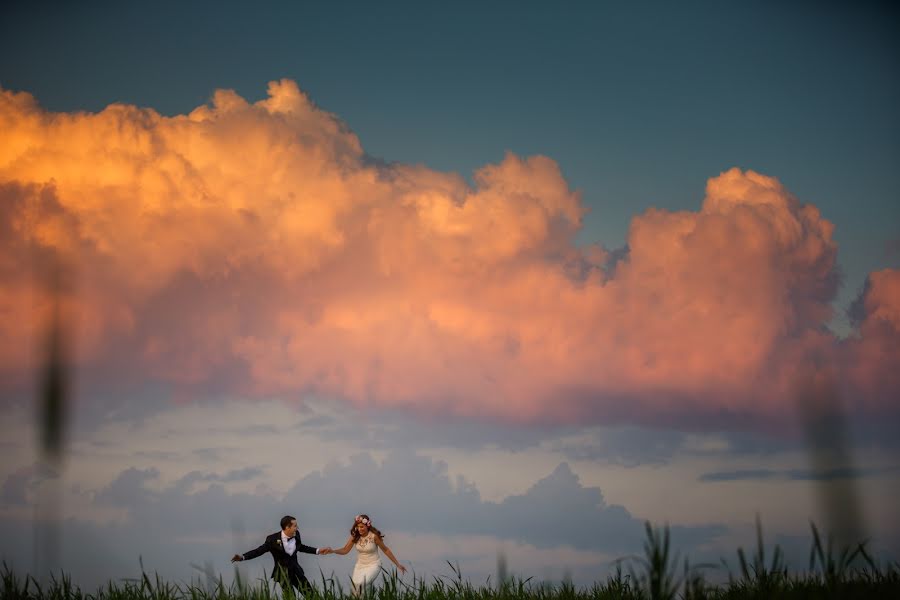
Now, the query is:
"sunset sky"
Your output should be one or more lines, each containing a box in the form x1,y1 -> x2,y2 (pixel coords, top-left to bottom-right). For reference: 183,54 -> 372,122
1,0 -> 899,590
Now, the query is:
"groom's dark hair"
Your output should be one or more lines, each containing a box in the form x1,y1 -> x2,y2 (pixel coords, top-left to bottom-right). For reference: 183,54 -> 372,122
280,515 -> 296,530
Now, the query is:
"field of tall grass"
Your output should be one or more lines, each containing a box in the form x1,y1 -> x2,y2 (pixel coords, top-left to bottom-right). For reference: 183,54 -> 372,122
3,522 -> 898,600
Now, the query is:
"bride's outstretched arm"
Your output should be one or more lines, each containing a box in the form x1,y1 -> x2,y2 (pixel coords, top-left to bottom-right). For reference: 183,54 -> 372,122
332,536 -> 354,556
374,535 -> 407,574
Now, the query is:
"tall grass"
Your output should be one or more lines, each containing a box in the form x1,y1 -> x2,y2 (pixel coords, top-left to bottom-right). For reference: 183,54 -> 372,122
3,521 -> 898,600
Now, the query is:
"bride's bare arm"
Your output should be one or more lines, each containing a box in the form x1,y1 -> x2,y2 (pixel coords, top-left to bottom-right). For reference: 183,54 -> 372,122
333,536 -> 355,556
374,534 -> 407,573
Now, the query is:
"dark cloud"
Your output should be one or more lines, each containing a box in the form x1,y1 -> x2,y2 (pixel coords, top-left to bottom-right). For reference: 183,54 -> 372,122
297,403 -> 897,470
174,467 -> 266,487
225,424 -> 279,435
491,463 -> 641,549
295,414 -> 338,429
1,451 -> 728,590
191,447 -> 235,461
134,450 -> 180,460
0,463 -> 61,507
699,465 -> 900,483
551,427 -> 685,467
1,466 -> 32,506
12,448 -> 900,591
847,277 -> 871,329
94,467 -> 160,507
296,404 -> 557,453
603,244 -> 630,279
220,467 -> 265,482
282,452 -> 726,553
69,383 -> 178,433
698,469 -> 779,483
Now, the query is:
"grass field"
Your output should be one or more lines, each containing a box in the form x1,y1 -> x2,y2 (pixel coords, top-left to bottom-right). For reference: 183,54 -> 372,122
3,522 -> 898,600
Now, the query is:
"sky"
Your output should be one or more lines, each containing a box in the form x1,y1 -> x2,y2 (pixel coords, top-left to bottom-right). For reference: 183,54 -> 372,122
1,0 -> 899,591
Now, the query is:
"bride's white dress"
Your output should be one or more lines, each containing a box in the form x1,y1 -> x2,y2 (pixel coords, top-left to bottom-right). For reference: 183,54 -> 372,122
351,532 -> 382,592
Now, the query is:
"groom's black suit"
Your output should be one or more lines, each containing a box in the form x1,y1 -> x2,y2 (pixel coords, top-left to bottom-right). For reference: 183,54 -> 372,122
241,531 -> 319,592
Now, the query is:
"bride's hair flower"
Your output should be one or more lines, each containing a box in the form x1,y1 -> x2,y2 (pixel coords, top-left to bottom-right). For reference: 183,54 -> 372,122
350,514 -> 382,540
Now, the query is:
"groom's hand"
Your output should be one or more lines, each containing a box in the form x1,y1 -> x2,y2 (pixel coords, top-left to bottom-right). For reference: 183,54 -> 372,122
319,547 -> 332,555
231,554 -> 243,563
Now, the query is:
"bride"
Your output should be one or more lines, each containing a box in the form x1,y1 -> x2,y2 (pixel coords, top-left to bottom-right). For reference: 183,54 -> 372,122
327,514 -> 406,595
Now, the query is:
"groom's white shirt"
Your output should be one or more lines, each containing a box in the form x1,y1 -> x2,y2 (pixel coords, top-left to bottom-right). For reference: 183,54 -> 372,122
282,531 -> 322,555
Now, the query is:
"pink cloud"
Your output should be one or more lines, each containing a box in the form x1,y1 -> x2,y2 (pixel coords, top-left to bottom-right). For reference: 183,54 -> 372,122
841,269 -> 900,412
1,80 -> 896,426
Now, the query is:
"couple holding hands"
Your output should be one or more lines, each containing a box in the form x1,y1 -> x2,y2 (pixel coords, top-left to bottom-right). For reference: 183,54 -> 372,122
231,514 -> 406,596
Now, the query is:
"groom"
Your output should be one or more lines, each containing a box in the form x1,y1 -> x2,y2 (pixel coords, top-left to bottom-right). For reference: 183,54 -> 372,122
231,515 -> 332,594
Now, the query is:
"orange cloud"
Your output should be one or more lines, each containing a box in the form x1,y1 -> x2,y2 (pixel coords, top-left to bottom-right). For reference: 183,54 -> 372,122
842,269 -> 900,412
1,80 -> 896,425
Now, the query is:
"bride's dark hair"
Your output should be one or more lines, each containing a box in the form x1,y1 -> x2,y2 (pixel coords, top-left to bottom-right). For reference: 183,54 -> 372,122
350,514 -> 383,542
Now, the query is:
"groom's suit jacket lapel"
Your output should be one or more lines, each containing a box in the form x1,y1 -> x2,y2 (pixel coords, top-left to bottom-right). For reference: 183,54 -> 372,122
268,532 -> 286,557
271,532 -> 300,556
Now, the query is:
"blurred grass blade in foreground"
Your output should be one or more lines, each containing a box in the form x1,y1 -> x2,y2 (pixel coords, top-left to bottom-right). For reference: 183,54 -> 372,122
33,257 -> 73,580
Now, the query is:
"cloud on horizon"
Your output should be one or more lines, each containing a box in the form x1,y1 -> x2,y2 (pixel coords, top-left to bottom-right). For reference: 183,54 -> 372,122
0,451 -> 728,588
699,465 -> 900,483
1,80 -> 899,428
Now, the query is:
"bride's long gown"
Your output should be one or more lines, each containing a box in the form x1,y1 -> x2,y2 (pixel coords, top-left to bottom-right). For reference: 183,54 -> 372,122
351,532 -> 382,594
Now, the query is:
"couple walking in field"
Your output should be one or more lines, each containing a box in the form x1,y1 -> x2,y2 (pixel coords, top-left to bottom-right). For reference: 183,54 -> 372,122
231,514 -> 406,596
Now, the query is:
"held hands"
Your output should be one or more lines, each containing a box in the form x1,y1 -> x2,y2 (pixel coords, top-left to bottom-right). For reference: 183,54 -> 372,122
230,554 -> 243,563
319,547 -> 333,555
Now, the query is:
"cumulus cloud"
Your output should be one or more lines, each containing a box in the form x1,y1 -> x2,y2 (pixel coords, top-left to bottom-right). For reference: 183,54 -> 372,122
1,80 -> 897,426
842,269 -> 900,411
3,452 -> 725,567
